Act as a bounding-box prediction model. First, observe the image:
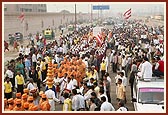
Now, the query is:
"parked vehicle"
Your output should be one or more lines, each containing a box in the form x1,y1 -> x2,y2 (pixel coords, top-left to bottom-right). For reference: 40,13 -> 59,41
132,77 -> 164,112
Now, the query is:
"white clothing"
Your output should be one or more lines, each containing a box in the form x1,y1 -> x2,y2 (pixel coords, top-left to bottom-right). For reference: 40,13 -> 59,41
77,94 -> 85,109
141,61 -> 153,81
72,95 -> 80,111
117,107 -> 128,111
107,76 -> 111,85
54,77 -> 60,84
37,53 -> 42,60
27,82 -> 35,91
5,70 -> 14,78
103,56 -> 109,72
100,102 -> 115,111
45,89 -> 59,111
32,54 -> 37,62
121,76 -> 127,87
70,79 -> 78,89
19,47 -> 25,54
63,44 -> 67,54
122,58 -> 127,67
65,82 -> 73,91
59,77 -> 67,91
84,89 -> 93,100
115,75 -> 122,84
25,47 -> 30,55
79,86 -> 84,95
99,94 -> 108,102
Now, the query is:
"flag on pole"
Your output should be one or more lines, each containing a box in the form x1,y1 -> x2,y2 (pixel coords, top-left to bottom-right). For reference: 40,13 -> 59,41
96,32 -> 102,44
123,8 -> 131,19
18,12 -> 24,23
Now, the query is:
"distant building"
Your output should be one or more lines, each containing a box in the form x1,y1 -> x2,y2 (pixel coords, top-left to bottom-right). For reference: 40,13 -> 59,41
4,4 -> 47,13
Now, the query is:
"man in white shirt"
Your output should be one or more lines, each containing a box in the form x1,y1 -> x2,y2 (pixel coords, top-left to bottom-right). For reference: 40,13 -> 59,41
64,77 -> 73,93
25,45 -> 30,55
116,100 -> 128,111
77,89 -> 86,111
45,87 -> 60,111
100,96 -> 115,111
72,89 -> 80,111
99,88 -> 108,102
120,72 -> 127,87
5,66 -> 14,89
70,75 -> 78,89
32,53 -> 37,68
139,57 -> 153,81
84,85 -> 94,108
27,78 -> 36,92
19,45 -> 25,55
79,81 -> 84,95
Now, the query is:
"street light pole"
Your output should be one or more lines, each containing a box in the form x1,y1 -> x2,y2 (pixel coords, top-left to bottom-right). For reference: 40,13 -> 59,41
91,4 -> 93,24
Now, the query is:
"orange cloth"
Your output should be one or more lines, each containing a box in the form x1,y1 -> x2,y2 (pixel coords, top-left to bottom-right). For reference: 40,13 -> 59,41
23,88 -> 29,94
41,101 -> 50,111
21,100 -> 27,110
23,102 -> 29,109
27,96 -> 33,101
42,94 -> 47,99
39,98 -> 43,110
58,71 -> 63,78
29,105 -> 38,111
15,99 -> 21,105
13,106 -> 23,111
8,104 -> 14,111
28,103 -> 35,111
16,93 -> 21,98
8,98 -> 14,104
4,98 -> 7,105
22,94 -> 28,99
39,91 -> 44,97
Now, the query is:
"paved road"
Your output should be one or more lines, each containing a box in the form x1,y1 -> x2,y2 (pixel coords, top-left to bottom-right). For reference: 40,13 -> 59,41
54,48 -> 135,111
4,32 -> 134,112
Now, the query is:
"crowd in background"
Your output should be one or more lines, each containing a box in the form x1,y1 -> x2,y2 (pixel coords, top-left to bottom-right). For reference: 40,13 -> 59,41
4,18 -> 164,111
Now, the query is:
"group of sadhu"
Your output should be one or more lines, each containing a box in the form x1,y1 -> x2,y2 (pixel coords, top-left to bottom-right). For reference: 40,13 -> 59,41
4,89 -> 51,111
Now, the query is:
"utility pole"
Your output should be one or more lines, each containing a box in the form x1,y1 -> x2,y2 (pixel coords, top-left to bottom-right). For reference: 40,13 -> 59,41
75,4 -> 77,32
91,4 -> 93,24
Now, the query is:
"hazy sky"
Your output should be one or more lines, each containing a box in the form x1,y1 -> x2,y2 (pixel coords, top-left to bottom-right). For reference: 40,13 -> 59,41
47,2 -> 165,14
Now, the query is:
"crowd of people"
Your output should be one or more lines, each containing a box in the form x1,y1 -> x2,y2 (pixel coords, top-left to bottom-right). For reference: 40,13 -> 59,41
4,18 -> 164,111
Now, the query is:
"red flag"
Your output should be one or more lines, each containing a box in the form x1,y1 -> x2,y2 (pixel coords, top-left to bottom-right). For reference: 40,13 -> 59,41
123,8 -> 131,20
96,32 -> 102,45
18,12 -> 24,23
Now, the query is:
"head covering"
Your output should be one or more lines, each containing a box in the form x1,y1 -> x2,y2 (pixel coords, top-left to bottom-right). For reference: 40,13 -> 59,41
42,94 -> 47,99
27,96 -> 33,101
16,92 -> 21,98
22,94 -> 28,99
46,77 -> 54,82
8,98 -> 14,104
23,88 -> 29,93
46,81 -> 54,85
23,102 -> 29,109
4,98 -> 7,105
47,73 -> 53,77
16,99 -> 22,105
30,105 -> 38,111
47,69 -> 53,73
39,91 -> 44,97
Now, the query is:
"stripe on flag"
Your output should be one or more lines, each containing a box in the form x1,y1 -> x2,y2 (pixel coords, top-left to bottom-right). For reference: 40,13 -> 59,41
123,8 -> 131,19
96,32 -> 102,44
18,12 -> 24,23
